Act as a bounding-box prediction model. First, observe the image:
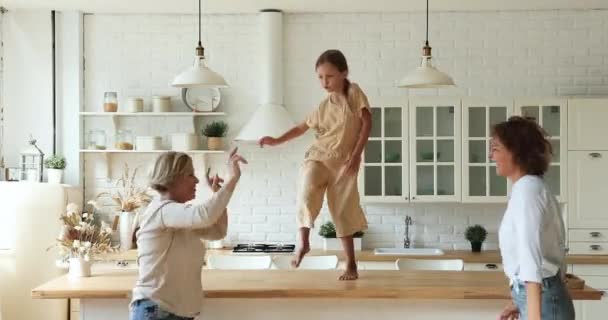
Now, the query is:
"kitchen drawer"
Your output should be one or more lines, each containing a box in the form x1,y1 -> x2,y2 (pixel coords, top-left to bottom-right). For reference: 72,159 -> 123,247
571,264 -> 608,276
569,229 -> 608,242
576,275 -> 608,290
569,242 -> 608,255
463,263 -> 503,271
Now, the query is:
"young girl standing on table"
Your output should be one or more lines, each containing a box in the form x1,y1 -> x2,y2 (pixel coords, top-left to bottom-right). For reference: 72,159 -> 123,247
259,49 -> 371,280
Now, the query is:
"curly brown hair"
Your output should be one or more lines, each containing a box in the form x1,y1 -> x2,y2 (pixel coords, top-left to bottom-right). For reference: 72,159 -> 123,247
491,116 -> 553,176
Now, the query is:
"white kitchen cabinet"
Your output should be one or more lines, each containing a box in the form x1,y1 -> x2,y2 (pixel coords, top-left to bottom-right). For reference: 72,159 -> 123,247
360,99 -> 409,202
568,99 -> 608,151
569,264 -> 608,320
461,98 -> 511,203
514,98 -> 567,201
409,97 -> 462,202
463,262 -> 503,271
70,299 -> 80,320
567,151 -> 608,229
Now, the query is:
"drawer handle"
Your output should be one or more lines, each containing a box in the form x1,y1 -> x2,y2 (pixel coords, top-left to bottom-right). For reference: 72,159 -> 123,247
485,263 -> 498,269
589,152 -> 602,159
590,244 -> 602,251
590,232 -> 602,238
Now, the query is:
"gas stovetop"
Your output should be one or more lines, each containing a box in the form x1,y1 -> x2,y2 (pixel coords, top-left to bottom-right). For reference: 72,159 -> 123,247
232,243 -> 295,253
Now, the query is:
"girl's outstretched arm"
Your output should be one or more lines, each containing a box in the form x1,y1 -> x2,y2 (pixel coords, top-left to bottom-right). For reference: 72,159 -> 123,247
259,122 -> 309,147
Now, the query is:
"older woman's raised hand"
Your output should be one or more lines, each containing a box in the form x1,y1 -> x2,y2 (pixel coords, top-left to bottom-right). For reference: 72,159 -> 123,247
204,168 -> 223,193
227,147 -> 248,180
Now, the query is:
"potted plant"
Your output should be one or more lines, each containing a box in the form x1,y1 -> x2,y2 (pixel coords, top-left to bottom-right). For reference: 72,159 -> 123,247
318,221 -> 364,251
202,121 -> 228,151
465,224 -> 487,253
44,155 -> 66,184
48,202 -> 116,277
97,164 -> 152,251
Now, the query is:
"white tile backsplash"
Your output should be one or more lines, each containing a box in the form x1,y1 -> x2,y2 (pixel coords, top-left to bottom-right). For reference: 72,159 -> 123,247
82,9 -> 608,249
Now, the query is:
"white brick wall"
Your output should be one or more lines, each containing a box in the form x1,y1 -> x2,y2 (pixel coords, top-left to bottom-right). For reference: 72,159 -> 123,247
83,10 -> 608,250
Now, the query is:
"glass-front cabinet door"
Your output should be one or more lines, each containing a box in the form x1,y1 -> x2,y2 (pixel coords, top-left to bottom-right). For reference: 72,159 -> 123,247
359,99 -> 409,202
462,98 -> 512,203
408,98 -> 461,202
515,98 -> 567,201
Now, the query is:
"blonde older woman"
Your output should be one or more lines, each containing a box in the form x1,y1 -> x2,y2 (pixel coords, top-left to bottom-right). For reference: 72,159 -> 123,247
130,148 -> 246,320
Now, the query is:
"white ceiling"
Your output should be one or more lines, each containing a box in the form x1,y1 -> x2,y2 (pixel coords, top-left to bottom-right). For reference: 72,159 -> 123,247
3,0 -> 608,14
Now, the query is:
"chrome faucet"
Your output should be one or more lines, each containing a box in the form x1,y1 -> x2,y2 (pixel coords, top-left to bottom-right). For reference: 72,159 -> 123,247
404,215 -> 412,248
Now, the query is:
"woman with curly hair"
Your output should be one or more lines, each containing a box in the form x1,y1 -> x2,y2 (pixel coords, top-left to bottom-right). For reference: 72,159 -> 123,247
493,116 -> 573,320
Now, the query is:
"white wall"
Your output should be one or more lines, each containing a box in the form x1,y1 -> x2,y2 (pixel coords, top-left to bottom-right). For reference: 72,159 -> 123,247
55,11 -> 83,186
3,10 -> 53,167
0,11 -> 4,168
80,9 -> 608,250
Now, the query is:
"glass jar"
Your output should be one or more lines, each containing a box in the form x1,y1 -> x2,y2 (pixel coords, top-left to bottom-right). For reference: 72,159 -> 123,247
87,129 -> 107,150
152,96 -> 171,112
115,130 -> 134,150
127,97 -> 144,113
104,92 -> 118,112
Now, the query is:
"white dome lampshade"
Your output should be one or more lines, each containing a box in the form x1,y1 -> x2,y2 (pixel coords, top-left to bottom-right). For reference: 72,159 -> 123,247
171,0 -> 227,88
398,0 -> 455,89
234,103 -> 294,142
398,55 -> 455,88
171,53 -> 228,88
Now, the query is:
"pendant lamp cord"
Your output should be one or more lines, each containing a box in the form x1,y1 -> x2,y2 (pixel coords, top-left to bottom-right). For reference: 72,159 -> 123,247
425,0 -> 429,46
198,0 -> 202,47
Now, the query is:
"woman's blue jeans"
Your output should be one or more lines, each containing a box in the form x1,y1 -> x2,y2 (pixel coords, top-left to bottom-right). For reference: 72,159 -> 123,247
511,274 -> 575,320
130,299 -> 194,320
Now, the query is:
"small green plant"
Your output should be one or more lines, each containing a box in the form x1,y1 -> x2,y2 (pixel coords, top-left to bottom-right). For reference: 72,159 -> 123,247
465,224 -> 487,243
318,221 -> 364,238
202,121 -> 228,138
44,155 -> 66,169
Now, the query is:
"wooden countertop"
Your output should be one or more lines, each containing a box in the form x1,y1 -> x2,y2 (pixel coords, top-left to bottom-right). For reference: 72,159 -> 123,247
102,249 -> 608,265
32,269 -> 603,300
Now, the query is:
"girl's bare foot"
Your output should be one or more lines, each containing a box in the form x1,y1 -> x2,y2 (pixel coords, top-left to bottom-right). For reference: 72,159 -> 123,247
339,263 -> 358,280
291,243 -> 310,268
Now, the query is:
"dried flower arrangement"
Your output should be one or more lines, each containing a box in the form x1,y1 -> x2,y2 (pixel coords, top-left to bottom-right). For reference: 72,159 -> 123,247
97,163 -> 152,213
49,202 -> 116,262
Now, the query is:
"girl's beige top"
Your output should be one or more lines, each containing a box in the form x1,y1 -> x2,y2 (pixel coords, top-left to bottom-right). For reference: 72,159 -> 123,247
305,83 -> 370,161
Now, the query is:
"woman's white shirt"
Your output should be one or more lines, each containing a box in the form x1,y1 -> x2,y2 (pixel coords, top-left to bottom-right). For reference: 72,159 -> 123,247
499,175 -> 566,284
131,185 -> 233,317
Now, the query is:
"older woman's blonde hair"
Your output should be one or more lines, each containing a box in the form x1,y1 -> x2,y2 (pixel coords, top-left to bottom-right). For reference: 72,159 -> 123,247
149,152 -> 195,192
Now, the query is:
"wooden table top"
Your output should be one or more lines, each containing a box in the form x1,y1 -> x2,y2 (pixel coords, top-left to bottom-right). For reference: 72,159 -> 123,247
31,269 -> 603,300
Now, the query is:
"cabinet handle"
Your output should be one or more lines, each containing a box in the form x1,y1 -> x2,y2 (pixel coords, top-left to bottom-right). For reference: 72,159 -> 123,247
589,152 -> 602,159
590,232 -> 602,238
412,197 -> 417,200
485,263 -> 498,270
590,244 -> 602,251
405,196 -> 409,200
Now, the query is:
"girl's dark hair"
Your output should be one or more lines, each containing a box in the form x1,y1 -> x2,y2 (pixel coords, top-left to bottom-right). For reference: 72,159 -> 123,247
315,49 -> 350,95
491,116 -> 553,176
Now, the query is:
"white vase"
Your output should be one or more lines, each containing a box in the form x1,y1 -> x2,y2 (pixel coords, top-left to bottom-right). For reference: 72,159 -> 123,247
68,257 -> 91,278
322,238 -> 362,251
47,169 -> 63,184
119,211 -> 135,251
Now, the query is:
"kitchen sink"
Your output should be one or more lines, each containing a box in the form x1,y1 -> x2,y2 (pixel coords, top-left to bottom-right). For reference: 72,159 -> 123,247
373,248 -> 445,256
